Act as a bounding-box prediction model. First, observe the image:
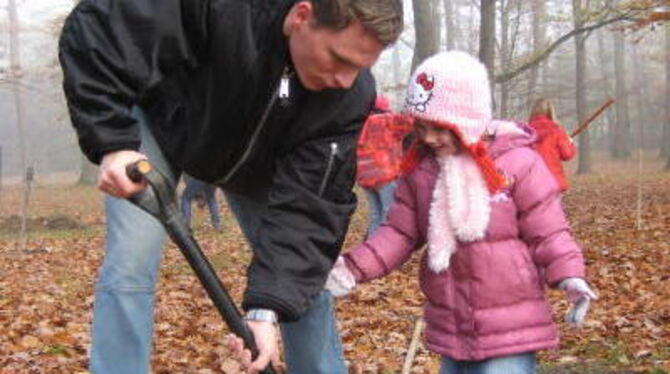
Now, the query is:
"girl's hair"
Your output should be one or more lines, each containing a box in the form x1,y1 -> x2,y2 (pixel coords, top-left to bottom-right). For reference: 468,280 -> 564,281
529,98 -> 556,121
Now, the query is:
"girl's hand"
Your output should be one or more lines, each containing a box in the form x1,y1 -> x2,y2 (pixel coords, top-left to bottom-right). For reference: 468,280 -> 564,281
325,257 -> 356,297
559,277 -> 598,327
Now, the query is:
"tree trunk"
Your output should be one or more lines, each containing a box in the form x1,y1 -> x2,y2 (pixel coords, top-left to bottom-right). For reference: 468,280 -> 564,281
479,0 -> 496,108
596,29 -> 615,145
527,0 -> 546,106
573,0 -> 590,174
411,0 -> 440,70
612,27 -> 631,158
499,0 -> 510,118
444,0 -> 457,50
479,0 -> 496,77
665,23 -> 670,169
8,0 -> 27,179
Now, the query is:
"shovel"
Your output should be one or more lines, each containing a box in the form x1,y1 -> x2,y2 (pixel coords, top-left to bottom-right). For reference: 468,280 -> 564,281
125,160 -> 274,374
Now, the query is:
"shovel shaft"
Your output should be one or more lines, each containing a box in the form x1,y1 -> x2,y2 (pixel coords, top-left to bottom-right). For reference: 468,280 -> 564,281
125,161 -> 275,374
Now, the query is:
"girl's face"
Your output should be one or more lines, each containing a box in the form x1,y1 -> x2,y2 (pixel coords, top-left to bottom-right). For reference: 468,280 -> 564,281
415,120 -> 462,157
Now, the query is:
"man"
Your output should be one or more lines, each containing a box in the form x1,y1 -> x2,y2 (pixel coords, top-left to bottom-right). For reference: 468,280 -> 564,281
58,0 -> 403,373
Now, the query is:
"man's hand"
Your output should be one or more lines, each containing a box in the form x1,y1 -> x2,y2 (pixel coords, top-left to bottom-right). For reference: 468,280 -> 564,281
98,150 -> 148,198
559,277 -> 598,327
225,321 -> 283,374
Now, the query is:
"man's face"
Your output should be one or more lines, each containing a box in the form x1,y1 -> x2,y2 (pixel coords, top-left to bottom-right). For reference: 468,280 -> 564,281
284,3 -> 384,91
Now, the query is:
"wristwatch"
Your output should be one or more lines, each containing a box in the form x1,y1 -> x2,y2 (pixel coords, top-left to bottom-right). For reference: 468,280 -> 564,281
245,309 -> 278,324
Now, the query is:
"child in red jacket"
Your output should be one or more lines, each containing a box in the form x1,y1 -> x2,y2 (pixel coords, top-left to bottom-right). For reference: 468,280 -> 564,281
528,98 -> 576,191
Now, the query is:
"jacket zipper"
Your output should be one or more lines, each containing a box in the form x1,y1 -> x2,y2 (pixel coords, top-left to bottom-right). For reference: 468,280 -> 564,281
216,65 -> 291,185
318,142 -> 339,196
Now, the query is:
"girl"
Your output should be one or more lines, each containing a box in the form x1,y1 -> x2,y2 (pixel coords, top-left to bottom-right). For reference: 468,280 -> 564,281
326,51 -> 596,374
357,95 -> 413,236
528,98 -> 576,191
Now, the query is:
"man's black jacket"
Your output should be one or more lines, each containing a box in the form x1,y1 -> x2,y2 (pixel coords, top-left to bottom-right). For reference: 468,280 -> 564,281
59,0 -> 375,321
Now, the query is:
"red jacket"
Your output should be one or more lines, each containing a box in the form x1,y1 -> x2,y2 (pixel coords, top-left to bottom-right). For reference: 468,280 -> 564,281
356,113 -> 413,189
529,115 -> 576,191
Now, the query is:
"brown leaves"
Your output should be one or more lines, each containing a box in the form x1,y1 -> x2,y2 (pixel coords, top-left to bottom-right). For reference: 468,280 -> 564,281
0,158 -> 668,372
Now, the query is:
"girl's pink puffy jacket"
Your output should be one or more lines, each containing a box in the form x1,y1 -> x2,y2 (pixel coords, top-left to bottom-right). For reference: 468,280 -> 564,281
344,123 -> 585,361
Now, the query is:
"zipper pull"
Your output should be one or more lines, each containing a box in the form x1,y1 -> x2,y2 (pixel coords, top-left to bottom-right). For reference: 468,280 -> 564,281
279,66 -> 291,106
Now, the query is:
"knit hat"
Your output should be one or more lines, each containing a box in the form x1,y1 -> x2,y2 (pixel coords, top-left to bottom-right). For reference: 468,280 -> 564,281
402,51 -> 505,193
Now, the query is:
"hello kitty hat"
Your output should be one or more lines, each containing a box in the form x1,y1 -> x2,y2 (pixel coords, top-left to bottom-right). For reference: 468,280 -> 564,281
402,51 -> 505,193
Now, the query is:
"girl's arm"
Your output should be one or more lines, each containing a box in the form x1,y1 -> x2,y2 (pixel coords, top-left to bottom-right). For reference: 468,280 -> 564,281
556,126 -> 577,161
344,177 -> 423,283
513,149 -> 585,286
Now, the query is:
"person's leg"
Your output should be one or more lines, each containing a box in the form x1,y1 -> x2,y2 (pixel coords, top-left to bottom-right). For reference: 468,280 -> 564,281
377,181 -> 397,224
204,186 -> 222,230
90,107 -> 179,374
439,352 -> 537,374
180,183 -> 195,228
472,352 -> 536,374
439,356 -> 463,374
363,187 -> 383,237
224,190 -> 347,374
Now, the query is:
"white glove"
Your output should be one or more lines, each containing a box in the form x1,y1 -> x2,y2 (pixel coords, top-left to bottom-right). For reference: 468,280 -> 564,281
325,257 -> 356,297
558,277 -> 598,327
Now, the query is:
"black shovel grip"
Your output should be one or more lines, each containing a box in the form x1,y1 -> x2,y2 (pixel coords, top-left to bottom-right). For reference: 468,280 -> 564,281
125,160 -> 276,374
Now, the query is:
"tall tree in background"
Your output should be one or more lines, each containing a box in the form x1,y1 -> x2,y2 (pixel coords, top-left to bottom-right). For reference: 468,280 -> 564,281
665,22 -> 670,170
612,27 -> 632,158
498,0 -> 522,118
411,0 -> 440,70
8,0 -> 27,178
596,28 -> 616,142
444,0 -> 457,50
479,0 -> 496,105
479,0 -> 496,77
573,0 -> 591,174
527,0 -> 546,105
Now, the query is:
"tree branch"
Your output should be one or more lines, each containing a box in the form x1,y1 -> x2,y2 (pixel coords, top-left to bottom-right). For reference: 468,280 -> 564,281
494,12 -> 634,83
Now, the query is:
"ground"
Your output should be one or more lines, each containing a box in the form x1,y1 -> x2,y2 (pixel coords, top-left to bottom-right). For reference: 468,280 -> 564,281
0,155 -> 668,373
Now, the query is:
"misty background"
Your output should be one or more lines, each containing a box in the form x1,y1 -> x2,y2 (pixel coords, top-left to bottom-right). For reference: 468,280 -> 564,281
1,0 -> 668,187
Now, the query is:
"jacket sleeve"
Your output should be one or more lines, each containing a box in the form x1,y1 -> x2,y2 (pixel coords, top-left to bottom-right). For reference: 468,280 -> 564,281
512,149 -> 585,287
343,176 -> 423,283
58,0 -> 208,163
556,128 -> 576,161
241,130 -> 361,322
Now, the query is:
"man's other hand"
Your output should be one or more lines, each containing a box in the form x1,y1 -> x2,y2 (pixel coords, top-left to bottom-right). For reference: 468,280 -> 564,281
98,150 -> 148,198
225,321 -> 284,373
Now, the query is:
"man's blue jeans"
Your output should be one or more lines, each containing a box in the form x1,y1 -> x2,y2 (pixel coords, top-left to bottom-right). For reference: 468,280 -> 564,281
439,352 -> 537,374
225,190 -> 347,374
363,181 -> 397,236
90,107 -> 346,373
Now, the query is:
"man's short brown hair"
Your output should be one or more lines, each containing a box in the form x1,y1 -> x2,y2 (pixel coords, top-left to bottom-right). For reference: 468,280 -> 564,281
310,0 -> 404,47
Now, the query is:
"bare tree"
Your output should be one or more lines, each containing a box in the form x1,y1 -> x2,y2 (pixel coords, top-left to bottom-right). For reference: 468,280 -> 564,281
527,0 -> 546,105
479,0 -> 496,79
665,23 -> 670,169
573,0 -> 591,174
611,27 -> 631,158
411,0 -> 440,70
443,0 -> 457,50
8,0 -> 27,178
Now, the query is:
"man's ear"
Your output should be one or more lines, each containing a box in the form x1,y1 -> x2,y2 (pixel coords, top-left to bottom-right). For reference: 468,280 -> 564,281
283,1 -> 314,35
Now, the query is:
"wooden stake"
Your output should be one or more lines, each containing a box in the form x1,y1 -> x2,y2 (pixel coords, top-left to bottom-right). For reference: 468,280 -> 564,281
401,317 -> 424,374
570,98 -> 615,138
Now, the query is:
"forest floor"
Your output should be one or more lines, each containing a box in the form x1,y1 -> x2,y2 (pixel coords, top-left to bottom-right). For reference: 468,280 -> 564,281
0,155 -> 668,373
